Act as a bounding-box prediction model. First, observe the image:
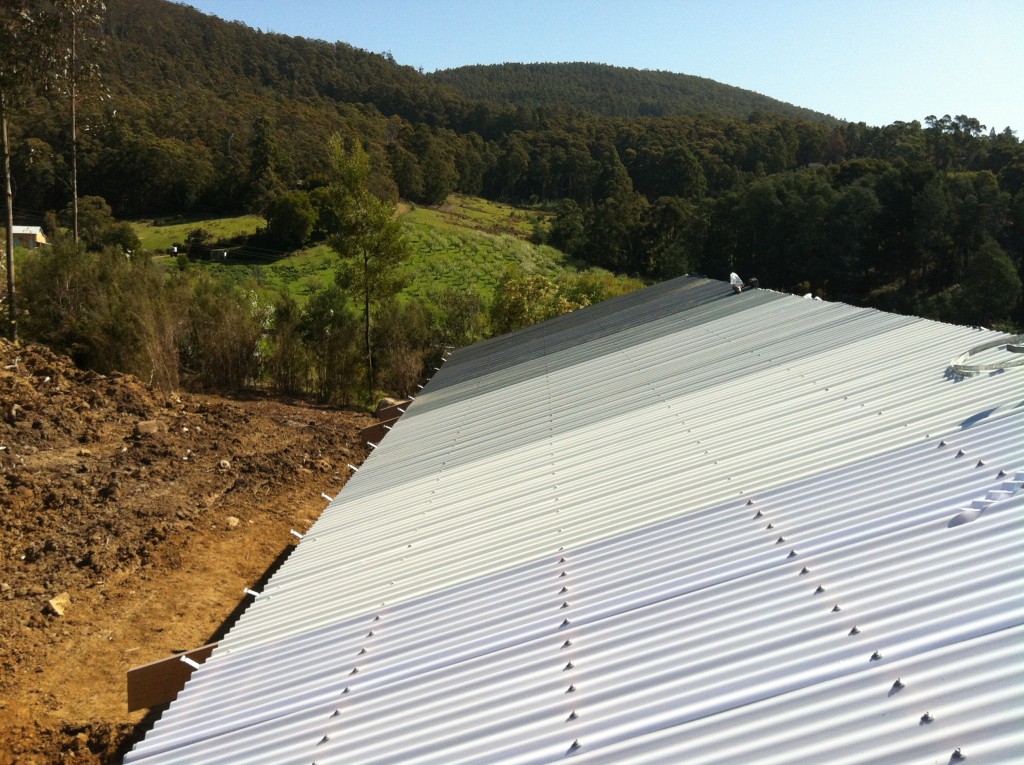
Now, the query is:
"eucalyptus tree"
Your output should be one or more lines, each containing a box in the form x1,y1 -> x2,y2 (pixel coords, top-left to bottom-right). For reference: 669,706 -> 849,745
53,0 -> 106,243
323,134 -> 409,399
0,2 -> 57,339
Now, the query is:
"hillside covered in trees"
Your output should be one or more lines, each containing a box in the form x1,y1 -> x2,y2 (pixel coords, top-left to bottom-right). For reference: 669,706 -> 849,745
428,62 -> 835,122
5,0 -> 1023,336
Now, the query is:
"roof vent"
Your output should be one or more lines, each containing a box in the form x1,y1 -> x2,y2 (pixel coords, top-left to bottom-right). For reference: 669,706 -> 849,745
950,333 -> 1024,376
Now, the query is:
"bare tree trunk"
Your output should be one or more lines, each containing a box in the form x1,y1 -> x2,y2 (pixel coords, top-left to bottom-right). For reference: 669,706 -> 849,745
2,97 -> 17,341
71,11 -> 79,243
364,252 -> 374,398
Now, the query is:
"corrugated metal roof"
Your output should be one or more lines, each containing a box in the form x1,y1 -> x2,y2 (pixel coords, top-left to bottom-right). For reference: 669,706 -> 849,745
125,276 -> 1024,764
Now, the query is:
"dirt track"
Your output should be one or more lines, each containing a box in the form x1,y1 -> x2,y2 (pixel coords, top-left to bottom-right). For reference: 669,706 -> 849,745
0,338 -> 373,763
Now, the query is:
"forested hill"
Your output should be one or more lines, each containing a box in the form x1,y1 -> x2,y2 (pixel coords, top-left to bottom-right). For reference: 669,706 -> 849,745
429,62 -> 835,123
8,0 -> 1024,332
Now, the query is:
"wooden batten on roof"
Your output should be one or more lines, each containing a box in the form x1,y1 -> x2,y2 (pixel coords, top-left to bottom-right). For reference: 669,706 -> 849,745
127,643 -> 218,712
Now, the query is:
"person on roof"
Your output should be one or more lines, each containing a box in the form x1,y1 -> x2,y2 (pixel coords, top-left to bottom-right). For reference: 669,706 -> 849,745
730,272 -> 744,294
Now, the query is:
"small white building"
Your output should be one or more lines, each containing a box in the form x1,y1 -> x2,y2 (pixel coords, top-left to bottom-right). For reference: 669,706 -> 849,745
11,226 -> 48,250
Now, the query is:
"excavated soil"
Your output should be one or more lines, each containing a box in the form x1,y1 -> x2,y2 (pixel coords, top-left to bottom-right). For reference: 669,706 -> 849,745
0,338 -> 374,764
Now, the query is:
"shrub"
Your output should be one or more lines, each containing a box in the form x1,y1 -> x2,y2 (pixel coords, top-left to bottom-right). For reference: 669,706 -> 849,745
18,242 -> 184,389
180,273 -> 267,390
301,286 -> 361,405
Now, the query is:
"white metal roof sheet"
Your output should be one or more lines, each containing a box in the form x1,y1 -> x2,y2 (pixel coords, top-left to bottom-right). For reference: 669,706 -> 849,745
125,277 -> 1024,764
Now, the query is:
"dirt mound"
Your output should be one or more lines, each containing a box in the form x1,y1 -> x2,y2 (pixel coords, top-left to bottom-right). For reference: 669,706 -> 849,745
0,338 -> 374,763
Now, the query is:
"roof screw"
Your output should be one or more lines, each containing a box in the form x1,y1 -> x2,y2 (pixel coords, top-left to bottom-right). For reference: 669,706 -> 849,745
892,678 -> 904,690
366,630 -> 375,637
951,747 -> 966,760
975,460 -> 985,468
832,604 -> 842,612
776,536 -> 787,544
920,711 -> 934,723
342,686 -> 350,694
567,710 -> 579,721
568,739 -> 581,752
870,651 -> 883,661
746,499 -> 755,505
358,647 -> 367,655
562,639 -> 573,649
788,549 -> 798,558
998,469 -> 1007,477
559,557 -> 568,564
766,522 -> 775,530
754,510 -> 764,518
560,601 -> 571,609
956,449 -> 966,458
800,566 -> 810,575
564,661 -> 575,671
560,571 -> 569,578
560,586 -> 569,594
373,614 -> 381,621
849,626 -> 860,635
349,667 -> 359,675
331,708 -> 341,717
566,684 -> 577,693
318,735 -> 330,745
815,584 -> 826,594
561,618 -> 572,628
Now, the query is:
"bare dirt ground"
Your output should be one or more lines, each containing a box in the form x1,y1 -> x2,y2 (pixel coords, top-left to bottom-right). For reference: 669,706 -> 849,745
0,337 -> 374,764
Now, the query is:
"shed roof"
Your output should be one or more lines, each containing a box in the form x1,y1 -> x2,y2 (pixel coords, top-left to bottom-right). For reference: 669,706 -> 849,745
125,276 -> 1024,764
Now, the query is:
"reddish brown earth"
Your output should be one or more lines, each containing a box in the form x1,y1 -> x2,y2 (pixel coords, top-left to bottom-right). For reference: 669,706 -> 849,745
0,338 -> 374,764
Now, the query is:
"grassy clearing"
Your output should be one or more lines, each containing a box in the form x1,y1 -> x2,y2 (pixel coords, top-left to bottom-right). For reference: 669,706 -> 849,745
132,196 -> 619,305
134,214 -> 265,253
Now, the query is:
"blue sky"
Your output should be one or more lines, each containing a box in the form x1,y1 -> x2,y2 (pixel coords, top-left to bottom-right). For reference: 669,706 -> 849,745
179,0 -> 1023,133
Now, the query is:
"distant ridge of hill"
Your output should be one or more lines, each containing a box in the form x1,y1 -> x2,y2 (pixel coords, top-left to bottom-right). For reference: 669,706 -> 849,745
429,62 -> 836,123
